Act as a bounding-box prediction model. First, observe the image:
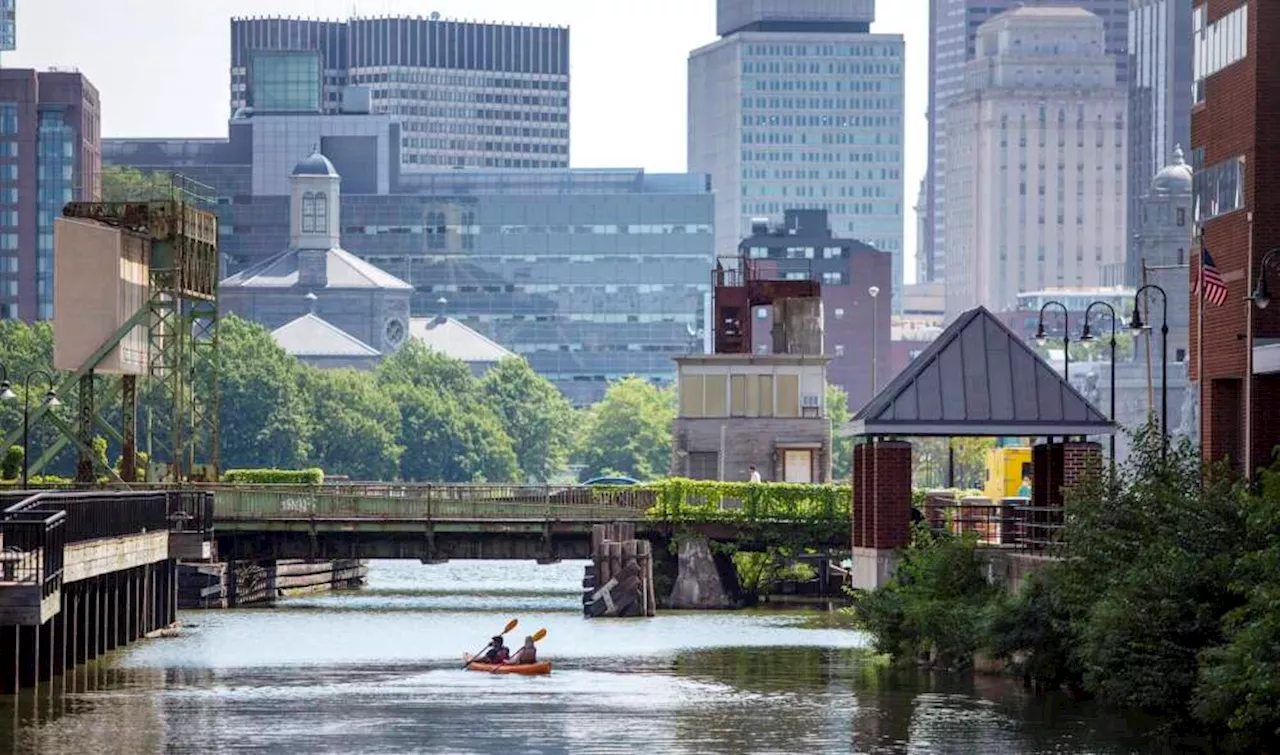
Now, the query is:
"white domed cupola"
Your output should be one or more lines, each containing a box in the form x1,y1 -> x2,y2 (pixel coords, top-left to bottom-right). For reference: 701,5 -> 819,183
290,150 -> 341,252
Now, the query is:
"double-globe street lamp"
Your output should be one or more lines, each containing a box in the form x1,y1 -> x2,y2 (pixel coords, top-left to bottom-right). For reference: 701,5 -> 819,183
0,365 -> 62,489
1129,284 -> 1169,459
1079,301 -> 1119,468
1034,300 -> 1071,383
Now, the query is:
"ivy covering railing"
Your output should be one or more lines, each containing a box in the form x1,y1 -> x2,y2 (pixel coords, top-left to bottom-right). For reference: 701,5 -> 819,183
642,478 -> 851,524
221,468 -> 325,485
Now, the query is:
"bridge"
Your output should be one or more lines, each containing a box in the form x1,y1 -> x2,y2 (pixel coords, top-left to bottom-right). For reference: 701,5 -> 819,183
210,483 -> 851,562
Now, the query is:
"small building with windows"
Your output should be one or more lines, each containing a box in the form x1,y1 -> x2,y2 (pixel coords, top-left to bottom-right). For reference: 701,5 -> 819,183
220,152 -> 413,358
671,256 -> 834,483
672,353 -> 832,482
736,209 -> 892,412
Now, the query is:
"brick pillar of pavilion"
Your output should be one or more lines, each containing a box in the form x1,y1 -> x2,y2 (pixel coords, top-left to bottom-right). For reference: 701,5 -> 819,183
850,439 -> 912,590
1027,440 -> 1102,550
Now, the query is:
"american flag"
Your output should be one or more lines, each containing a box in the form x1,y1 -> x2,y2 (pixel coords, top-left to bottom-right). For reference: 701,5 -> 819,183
1193,249 -> 1229,307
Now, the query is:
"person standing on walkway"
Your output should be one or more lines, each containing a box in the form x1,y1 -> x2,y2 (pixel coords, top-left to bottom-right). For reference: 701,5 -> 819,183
748,465 -> 762,483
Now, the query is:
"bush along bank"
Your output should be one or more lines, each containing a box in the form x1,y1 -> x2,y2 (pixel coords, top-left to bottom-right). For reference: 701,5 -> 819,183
848,426 -> 1280,753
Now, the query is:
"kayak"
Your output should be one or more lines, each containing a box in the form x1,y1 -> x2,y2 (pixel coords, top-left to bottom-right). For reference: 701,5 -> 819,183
462,654 -> 552,675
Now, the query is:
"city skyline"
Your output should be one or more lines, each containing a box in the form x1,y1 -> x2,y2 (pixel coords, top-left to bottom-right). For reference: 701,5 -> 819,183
3,0 -> 929,281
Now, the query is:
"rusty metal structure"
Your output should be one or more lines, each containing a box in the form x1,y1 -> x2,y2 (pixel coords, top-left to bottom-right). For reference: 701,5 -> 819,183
712,254 -> 822,355
1,176 -> 221,484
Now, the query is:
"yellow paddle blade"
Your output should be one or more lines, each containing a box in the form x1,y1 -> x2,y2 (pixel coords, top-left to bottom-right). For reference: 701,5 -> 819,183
502,619 -> 518,634
531,628 -> 547,642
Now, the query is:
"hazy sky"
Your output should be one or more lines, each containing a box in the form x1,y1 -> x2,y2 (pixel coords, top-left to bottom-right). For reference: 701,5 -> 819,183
8,0 -> 928,279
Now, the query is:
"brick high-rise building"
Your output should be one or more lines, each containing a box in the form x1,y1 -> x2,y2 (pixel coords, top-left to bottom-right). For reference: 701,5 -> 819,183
0,69 -> 101,321
1188,0 -> 1278,476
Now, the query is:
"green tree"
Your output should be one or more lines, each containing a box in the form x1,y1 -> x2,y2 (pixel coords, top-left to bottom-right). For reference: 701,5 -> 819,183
216,315 -> 312,469
573,377 -> 675,481
1194,462 -> 1280,748
949,437 -> 995,490
480,357 -> 575,482
300,367 -> 401,480
389,383 -> 517,482
100,165 -> 174,202
378,342 -> 518,482
826,384 -> 852,480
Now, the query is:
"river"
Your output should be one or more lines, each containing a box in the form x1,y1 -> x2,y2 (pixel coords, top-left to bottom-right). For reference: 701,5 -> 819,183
2,561 -> 1157,754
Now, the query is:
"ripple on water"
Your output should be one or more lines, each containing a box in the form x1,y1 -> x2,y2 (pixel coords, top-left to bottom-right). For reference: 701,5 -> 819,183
0,561 -> 1156,755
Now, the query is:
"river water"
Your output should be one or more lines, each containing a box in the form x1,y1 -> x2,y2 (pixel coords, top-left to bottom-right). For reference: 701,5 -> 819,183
2,561 -> 1156,754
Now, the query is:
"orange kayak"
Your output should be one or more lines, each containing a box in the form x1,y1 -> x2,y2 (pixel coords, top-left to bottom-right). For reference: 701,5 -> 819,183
462,654 -> 552,675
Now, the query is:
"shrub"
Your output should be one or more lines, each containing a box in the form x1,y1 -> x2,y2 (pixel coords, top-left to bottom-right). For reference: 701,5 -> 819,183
850,524 -> 997,669
221,468 -> 324,485
1,445 -> 21,480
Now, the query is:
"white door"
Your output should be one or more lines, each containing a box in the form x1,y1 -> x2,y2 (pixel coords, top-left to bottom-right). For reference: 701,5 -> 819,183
783,449 -> 813,483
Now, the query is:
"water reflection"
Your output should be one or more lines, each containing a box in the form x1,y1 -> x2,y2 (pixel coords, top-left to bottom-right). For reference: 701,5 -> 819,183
0,561 -> 1156,754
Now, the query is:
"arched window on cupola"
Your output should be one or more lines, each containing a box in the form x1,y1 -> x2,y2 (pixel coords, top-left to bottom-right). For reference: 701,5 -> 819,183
301,192 -> 329,234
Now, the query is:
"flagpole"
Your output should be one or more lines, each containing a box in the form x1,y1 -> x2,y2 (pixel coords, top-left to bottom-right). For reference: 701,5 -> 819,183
1197,228 -> 1205,462
1245,212 -> 1255,479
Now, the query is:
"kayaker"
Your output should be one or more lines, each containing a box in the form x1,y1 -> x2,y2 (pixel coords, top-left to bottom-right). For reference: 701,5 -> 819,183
506,635 -> 538,666
481,636 -> 510,664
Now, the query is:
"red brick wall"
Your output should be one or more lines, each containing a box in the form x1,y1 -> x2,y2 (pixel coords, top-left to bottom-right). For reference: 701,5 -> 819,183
1190,0 -> 1280,474
852,440 -> 912,550
1028,441 -> 1101,549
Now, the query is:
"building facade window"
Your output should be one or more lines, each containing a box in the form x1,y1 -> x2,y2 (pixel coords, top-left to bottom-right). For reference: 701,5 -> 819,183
1193,3 -> 1248,104
36,109 -> 72,321
1193,155 -> 1245,222
249,52 -> 322,112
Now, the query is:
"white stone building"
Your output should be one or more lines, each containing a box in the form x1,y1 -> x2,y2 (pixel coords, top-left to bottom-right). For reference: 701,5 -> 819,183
943,6 -> 1127,321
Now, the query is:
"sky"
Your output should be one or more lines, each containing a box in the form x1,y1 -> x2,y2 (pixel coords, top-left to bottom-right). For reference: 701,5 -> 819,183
7,0 -> 928,281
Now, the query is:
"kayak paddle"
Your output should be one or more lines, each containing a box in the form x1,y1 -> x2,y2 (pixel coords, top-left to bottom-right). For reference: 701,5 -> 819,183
491,628 -> 547,672
463,618 -> 519,669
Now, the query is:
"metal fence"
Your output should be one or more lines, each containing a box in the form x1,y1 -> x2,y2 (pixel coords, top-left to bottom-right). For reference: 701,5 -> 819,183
921,494 -> 1064,552
0,508 -> 65,597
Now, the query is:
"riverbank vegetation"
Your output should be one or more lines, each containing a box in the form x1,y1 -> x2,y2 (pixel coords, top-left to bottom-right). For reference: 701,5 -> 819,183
849,427 -> 1280,751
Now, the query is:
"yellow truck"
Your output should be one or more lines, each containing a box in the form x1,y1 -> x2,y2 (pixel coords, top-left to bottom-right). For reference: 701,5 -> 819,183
984,446 -> 1032,500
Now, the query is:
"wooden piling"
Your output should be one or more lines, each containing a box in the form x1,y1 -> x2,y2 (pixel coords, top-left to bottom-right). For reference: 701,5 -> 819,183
582,523 -> 656,618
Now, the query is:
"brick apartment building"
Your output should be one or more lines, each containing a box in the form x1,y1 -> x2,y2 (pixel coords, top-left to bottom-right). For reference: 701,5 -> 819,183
1189,0 -> 1280,477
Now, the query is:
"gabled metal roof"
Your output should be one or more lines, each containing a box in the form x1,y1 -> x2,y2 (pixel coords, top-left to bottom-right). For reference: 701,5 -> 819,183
847,306 -> 1114,437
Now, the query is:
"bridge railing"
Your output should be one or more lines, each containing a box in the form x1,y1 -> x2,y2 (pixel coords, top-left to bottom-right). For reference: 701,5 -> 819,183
3,491 -> 171,545
0,509 -> 65,598
210,484 -> 656,521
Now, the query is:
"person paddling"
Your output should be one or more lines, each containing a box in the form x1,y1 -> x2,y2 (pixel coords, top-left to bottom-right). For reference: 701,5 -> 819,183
481,636 -> 509,664
506,635 -> 538,666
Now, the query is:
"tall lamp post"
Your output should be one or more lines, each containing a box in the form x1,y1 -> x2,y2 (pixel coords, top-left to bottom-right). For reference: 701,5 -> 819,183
1034,300 -> 1071,383
1080,301 -> 1119,467
869,285 -> 881,393
1130,284 -> 1169,459
18,370 -> 60,489
1250,247 -> 1280,309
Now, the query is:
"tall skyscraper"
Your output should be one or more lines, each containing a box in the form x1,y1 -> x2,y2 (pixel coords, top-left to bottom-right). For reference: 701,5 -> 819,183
230,16 -> 569,170
1126,0 -> 1192,285
925,0 -> 1128,285
688,0 -> 907,310
0,69 -> 101,321
943,7 -> 1127,320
